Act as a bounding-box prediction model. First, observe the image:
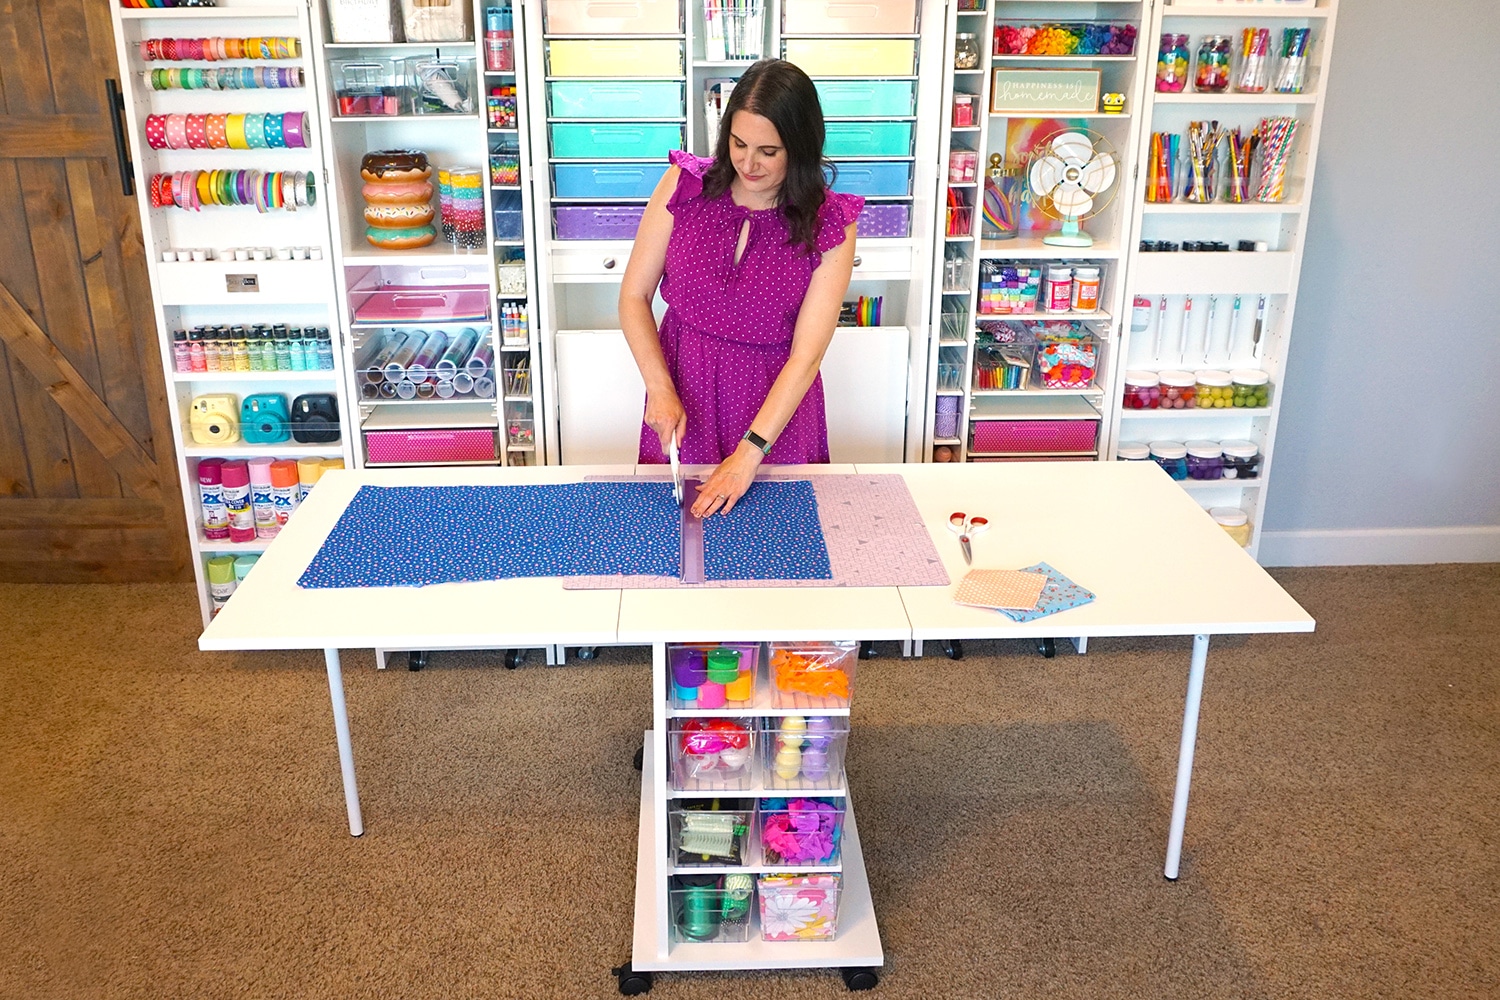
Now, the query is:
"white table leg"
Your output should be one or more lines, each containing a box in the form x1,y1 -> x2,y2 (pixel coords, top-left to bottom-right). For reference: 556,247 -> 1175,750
1165,633 -> 1209,879
324,647 -> 364,837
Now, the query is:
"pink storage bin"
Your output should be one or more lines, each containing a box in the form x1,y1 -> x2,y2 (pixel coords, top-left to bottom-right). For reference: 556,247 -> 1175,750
554,204 -> 647,240
970,419 -> 1098,455
543,0 -> 681,34
365,428 -> 498,464
346,264 -> 491,324
783,0 -> 918,35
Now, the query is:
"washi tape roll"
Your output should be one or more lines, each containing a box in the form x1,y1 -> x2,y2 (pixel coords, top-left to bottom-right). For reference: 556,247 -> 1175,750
144,114 -> 168,149
165,114 -> 187,149
263,112 -> 284,148
225,114 -> 246,149
245,112 -> 268,149
185,114 -> 209,149
206,114 -> 227,148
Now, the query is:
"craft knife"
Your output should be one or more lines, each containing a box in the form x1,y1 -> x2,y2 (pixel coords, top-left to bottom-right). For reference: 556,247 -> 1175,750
1252,295 -> 1267,358
669,433 -> 683,507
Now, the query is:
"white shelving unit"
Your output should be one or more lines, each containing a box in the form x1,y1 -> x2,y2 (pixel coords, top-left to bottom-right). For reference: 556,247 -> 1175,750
108,0 -> 357,627
924,0 -> 1152,465
1111,0 -> 1339,559
526,0 -> 943,466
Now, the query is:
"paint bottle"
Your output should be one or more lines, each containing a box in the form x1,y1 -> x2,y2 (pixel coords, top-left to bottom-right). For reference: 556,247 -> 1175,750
297,456 -> 324,501
288,327 -> 308,371
197,458 -> 230,541
221,459 -> 255,543
187,329 -> 207,372
207,554 -> 237,616
316,327 -> 335,371
270,459 -> 301,527
172,330 -> 191,372
249,457 -> 278,539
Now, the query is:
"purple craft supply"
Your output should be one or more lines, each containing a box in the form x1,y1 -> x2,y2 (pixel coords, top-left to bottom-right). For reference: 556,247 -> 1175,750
801,747 -> 829,782
805,716 -> 833,751
671,647 -> 708,687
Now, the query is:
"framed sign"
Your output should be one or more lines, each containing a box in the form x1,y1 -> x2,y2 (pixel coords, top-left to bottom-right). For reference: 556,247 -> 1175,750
989,68 -> 1101,115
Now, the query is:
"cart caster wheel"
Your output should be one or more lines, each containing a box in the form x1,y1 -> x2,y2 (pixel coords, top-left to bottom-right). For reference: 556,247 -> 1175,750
408,650 -> 428,671
632,743 -> 644,771
942,639 -> 963,660
858,640 -> 877,660
841,967 -> 879,991
504,649 -> 525,670
1038,637 -> 1056,659
612,963 -> 652,995
577,646 -> 598,661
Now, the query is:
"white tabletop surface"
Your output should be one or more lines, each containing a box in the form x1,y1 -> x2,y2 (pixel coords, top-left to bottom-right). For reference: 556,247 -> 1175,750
856,461 -> 1315,639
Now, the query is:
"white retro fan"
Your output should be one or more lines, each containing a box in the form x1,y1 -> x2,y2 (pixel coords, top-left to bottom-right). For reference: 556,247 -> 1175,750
1025,129 -> 1119,247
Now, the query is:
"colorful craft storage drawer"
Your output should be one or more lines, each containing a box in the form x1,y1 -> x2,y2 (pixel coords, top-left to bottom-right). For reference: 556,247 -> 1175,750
828,161 -> 911,197
783,0 -> 918,34
668,642 -> 760,710
783,38 -> 916,76
547,80 -> 684,119
542,0 -> 681,34
550,122 -> 683,160
769,641 -> 856,711
668,801 -> 753,867
670,718 -> 756,791
824,121 -> 913,157
758,874 -> 842,941
760,716 -> 850,791
553,162 -> 669,199
814,79 -> 915,117
553,204 -> 647,240
759,799 -> 845,866
546,39 -> 683,77
969,419 -> 1099,454
670,876 -> 754,944
364,428 -> 498,465
855,203 -> 910,238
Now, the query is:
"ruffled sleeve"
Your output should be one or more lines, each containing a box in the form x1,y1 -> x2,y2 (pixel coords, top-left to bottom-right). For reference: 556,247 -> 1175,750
665,150 -> 713,215
815,190 -> 865,254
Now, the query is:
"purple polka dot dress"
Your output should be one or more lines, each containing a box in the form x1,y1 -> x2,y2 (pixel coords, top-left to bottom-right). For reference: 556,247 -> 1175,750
637,150 -> 864,466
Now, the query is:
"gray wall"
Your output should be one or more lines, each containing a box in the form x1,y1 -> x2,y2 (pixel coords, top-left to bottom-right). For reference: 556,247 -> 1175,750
1261,0 -> 1500,564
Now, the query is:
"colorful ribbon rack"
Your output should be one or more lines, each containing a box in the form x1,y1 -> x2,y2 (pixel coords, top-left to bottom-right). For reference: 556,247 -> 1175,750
144,112 -> 310,150
138,37 -> 300,60
148,170 -> 316,212
143,67 -> 304,90
123,1 -> 217,8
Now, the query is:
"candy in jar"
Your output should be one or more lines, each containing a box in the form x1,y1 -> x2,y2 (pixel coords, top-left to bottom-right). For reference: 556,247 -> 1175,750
1195,35 -> 1232,94
955,33 -> 980,70
1158,369 -> 1196,408
1157,34 -> 1190,93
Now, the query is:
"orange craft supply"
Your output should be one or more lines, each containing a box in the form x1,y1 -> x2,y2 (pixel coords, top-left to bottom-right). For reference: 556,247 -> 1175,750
771,649 -> 851,701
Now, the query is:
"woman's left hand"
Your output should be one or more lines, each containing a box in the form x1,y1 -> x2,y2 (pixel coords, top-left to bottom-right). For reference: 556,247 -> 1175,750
691,441 -> 763,518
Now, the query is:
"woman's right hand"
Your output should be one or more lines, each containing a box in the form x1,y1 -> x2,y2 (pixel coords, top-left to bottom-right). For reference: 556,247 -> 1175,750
645,390 -> 687,455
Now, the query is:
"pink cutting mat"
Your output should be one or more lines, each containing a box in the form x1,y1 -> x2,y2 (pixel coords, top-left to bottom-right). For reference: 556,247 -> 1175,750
563,474 -> 950,590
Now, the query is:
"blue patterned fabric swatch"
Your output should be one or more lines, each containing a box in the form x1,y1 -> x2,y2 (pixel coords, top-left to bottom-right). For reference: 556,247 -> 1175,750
998,562 -> 1095,622
298,483 -> 680,588
704,480 -> 832,581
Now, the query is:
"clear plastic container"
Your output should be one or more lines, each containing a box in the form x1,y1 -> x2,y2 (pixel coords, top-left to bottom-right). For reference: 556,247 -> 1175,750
1194,369 -> 1234,409
1186,439 -> 1225,480
1117,441 -> 1152,462
1157,33 -> 1190,93
758,873 -> 841,941
332,59 -> 403,116
760,716 -> 850,791
1150,440 -> 1189,481
1231,368 -> 1272,408
669,801 -> 753,867
401,0 -> 471,41
670,719 -> 756,791
955,33 -> 981,69
1158,370 -> 1196,409
758,799 -> 845,866
1211,506 -> 1252,547
1220,439 -> 1261,480
1195,35 -> 1232,93
769,642 -> 857,711
407,56 -> 475,115
1123,370 -> 1160,409
671,875 -> 755,943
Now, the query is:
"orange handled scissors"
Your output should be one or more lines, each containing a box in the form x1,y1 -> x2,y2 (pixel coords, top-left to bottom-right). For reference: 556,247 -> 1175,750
948,512 -> 989,565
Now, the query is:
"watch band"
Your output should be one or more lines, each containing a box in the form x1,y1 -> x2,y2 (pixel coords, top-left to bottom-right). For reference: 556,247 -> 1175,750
743,429 -> 772,455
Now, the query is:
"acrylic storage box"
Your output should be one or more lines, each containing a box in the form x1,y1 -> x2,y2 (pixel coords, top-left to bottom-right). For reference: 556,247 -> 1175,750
670,718 -> 756,791
758,798 -> 845,867
553,204 -> 646,240
783,0 -> 918,34
553,162 -> 670,200
855,203 -> 910,239
973,342 -> 1034,391
782,38 -> 916,76
668,800 -> 754,867
331,59 -> 404,117
813,80 -> 915,118
669,643 -> 760,710
544,0 -> 681,33
549,122 -> 683,160
992,21 -> 1137,56
671,875 -> 755,944
504,403 -> 535,446
828,162 -> 911,198
400,0 -> 470,41
760,716 -> 850,791
346,265 -> 491,325
407,56 -> 475,115
823,121 -> 914,158
546,39 -> 684,77
546,80 -> 685,119
1033,332 -> 1097,389
768,641 -> 856,711
492,190 -> 524,240
757,873 -> 842,941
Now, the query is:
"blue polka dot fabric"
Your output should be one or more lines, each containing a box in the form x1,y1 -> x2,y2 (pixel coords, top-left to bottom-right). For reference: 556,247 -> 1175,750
704,480 -> 831,581
297,483 -> 681,588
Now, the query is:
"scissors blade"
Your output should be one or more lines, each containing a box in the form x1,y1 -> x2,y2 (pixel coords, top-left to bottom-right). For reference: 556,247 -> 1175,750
960,534 -> 973,564
668,436 -> 683,506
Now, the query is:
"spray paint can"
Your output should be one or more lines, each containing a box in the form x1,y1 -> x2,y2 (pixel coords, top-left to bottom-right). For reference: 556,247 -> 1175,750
221,460 -> 255,543
197,458 -> 230,541
270,459 -> 301,527
297,456 -> 325,502
249,457 -> 277,539
207,554 -> 237,616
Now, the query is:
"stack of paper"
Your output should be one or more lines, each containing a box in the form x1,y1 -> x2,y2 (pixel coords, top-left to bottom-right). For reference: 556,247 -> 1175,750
953,562 -> 1095,621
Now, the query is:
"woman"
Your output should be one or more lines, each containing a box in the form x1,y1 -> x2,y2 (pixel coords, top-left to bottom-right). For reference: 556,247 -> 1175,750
619,59 -> 863,518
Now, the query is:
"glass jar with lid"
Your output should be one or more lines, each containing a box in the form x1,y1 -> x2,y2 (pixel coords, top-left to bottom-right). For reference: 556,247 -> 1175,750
1123,370 -> 1160,409
955,34 -> 981,70
1210,507 -> 1252,547
1230,368 -> 1272,408
1195,35 -> 1232,93
1186,439 -> 1224,480
1157,33 -> 1190,93
1220,439 -> 1261,479
1158,370 -> 1196,409
1149,440 -> 1189,481
1193,369 -> 1233,408
1117,442 -> 1152,462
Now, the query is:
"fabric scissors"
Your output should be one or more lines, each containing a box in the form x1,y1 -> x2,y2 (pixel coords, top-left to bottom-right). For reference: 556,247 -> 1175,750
948,511 -> 989,565
669,433 -> 683,507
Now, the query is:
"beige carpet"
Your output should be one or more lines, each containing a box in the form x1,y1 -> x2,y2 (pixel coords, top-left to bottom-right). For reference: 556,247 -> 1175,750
1,566 -> 1497,999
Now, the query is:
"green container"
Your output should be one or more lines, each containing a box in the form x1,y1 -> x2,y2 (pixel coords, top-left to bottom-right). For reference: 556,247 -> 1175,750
550,122 -> 683,160
823,121 -> 914,158
814,80 -> 916,118
547,80 -> 684,120
706,647 -> 741,684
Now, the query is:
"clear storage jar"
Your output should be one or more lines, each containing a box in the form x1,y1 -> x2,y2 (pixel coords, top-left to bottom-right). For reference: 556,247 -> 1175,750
1158,370 -> 1196,409
1231,368 -> 1272,408
1117,441 -> 1152,462
1211,506 -> 1252,547
955,33 -> 981,70
1193,369 -> 1233,408
1220,439 -> 1261,480
1149,440 -> 1189,481
1157,33 -> 1190,93
1123,370 -> 1160,409
1186,439 -> 1225,480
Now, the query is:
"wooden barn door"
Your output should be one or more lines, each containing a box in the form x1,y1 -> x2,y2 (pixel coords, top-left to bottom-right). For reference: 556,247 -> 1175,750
0,0 -> 187,582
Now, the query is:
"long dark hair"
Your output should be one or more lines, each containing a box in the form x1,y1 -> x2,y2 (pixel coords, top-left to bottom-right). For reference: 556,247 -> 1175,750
702,59 -> 830,256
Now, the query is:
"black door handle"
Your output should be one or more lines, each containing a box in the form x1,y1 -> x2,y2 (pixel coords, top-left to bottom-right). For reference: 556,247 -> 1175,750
105,78 -> 135,197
